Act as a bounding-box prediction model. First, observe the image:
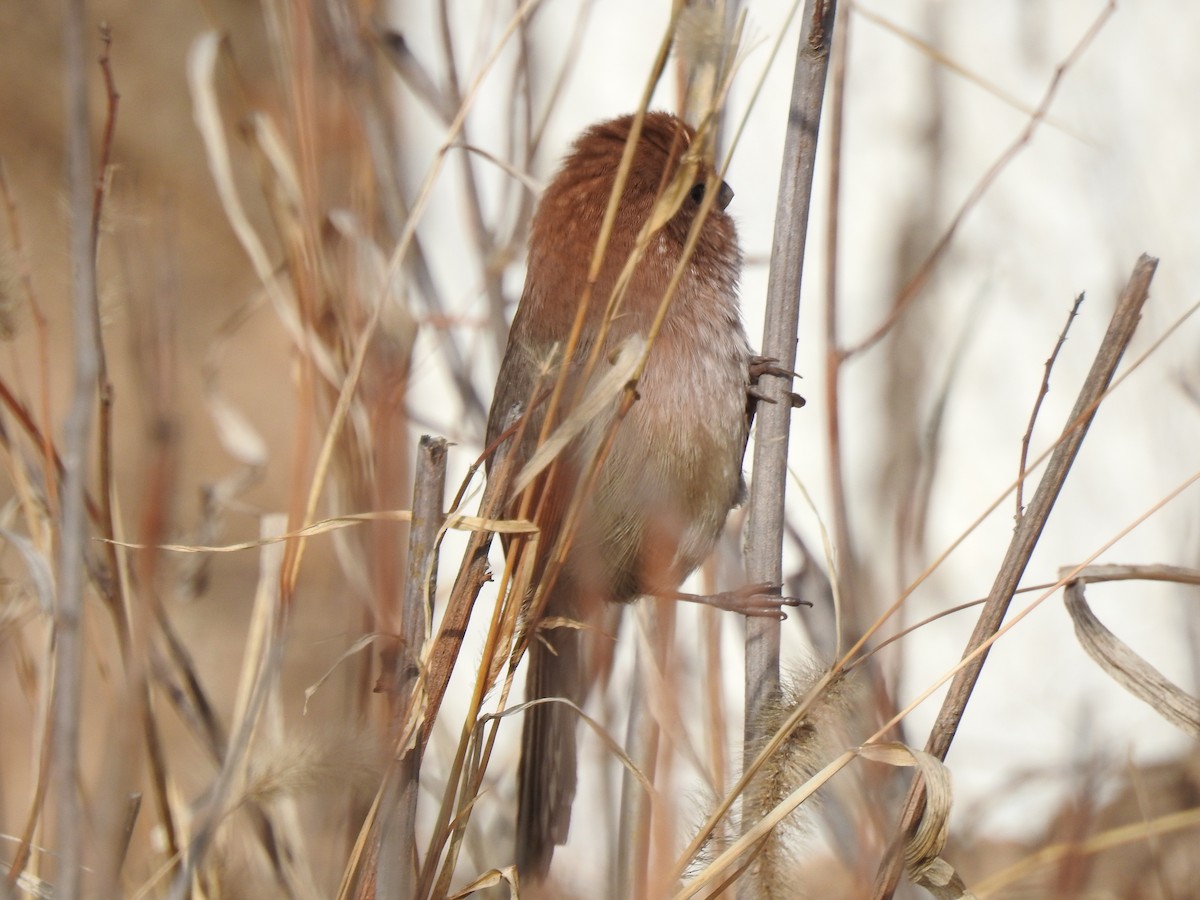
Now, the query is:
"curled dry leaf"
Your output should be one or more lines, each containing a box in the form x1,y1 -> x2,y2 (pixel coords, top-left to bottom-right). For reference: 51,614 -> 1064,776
857,742 -> 977,900
1063,567 -> 1200,738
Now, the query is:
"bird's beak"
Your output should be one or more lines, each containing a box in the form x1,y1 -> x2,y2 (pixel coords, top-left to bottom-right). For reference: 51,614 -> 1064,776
717,181 -> 734,211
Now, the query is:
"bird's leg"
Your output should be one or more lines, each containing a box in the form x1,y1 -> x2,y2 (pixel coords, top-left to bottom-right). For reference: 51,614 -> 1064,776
660,582 -> 809,619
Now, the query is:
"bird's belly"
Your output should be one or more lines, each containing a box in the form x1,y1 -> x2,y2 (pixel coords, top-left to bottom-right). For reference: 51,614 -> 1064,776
580,333 -> 749,601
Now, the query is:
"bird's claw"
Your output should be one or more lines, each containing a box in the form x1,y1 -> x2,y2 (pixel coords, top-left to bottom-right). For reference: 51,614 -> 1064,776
748,357 -> 806,409
749,355 -> 802,382
747,386 -> 776,405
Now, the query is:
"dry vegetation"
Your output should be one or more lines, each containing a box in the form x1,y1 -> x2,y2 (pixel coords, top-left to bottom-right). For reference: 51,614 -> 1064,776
0,1 -> 1197,898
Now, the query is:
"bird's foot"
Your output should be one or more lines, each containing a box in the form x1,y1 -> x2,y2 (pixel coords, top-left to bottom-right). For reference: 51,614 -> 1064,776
663,582 -> 809,620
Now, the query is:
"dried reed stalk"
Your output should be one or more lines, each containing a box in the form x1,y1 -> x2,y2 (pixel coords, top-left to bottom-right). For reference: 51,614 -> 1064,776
744,0 -> 837,774
53,1 -> 100,894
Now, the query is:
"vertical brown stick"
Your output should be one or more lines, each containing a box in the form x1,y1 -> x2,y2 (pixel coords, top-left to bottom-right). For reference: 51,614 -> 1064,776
417,411 -> 523,899
870,253 -> 1158,898
744,0 -> 837,766
373,436 -> 447,899
55,2 -> 100,895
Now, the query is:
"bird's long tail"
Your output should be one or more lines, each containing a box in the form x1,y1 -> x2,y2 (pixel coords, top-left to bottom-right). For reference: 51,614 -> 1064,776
516,619 -> 582,882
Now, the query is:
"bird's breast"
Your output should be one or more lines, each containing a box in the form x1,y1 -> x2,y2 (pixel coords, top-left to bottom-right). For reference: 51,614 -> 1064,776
579,299 -> 751,597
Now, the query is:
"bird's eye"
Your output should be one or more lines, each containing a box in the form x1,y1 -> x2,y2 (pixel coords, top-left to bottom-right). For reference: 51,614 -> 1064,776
689,183 -> 706,204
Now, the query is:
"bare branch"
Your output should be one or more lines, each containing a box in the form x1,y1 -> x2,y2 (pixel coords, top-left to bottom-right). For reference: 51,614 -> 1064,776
1017,292 -> 1085,520
54,2 -> 101,893
744,0 -> 837,774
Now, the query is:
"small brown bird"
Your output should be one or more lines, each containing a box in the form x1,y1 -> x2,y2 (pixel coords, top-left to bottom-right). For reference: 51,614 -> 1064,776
486,111 -> 791,881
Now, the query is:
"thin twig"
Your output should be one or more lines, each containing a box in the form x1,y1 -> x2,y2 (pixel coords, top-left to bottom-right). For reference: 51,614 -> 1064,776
1017,291 -> 1085,520
90,24 -> 119,246
0,148 -> 101,532
119,210 -> 184,881
849,582 -> 1056,667
870,253 -> 1158,899
93,22 -> 130,651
